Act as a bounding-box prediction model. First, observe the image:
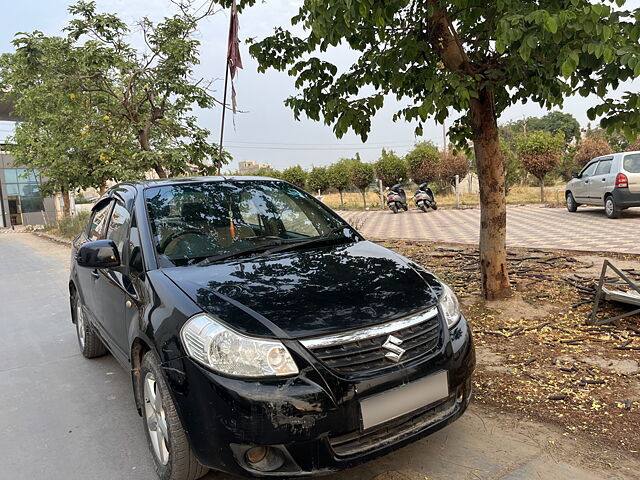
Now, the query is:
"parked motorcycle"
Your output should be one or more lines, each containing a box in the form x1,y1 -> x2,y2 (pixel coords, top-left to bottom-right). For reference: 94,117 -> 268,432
414,183 -> 438,212
387,184 -> 408,214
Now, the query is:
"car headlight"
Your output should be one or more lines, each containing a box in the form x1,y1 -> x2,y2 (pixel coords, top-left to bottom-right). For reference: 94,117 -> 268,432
439,283 -> 461,329
180,313 -> 299,378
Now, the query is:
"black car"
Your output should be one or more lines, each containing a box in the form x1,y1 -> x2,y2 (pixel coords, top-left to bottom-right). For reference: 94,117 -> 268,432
69,177 -> 475,480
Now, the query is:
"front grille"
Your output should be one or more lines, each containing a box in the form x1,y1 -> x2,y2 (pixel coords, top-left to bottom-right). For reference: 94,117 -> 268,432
300,307 -> 442,377
329,394 -> 457,457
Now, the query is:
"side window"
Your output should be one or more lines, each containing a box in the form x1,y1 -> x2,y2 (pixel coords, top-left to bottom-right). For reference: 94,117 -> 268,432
623,154 -> 640,173
88,202 -> 112,241
128,213 -> 145,274
581,162 -> 598,178
106,203 -> 131,259
595,159 -> 612,175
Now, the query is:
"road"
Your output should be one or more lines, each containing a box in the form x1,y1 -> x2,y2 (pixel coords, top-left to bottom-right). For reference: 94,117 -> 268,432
0,233 -> 636,480
339,205 -> 640,254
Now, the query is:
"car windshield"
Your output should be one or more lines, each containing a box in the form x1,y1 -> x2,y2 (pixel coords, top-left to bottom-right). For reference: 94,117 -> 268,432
144,180 -> 353,266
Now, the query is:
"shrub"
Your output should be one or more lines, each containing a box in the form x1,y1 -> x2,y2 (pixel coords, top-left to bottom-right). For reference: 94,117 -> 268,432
405,142 -> 440,185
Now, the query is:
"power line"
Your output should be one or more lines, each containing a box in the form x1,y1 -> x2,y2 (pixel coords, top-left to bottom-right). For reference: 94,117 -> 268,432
224,144 -> 414,151
225,139 -> 416,146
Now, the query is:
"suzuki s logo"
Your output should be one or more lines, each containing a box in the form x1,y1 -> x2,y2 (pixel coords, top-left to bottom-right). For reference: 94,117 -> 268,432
382,335 -> 405,363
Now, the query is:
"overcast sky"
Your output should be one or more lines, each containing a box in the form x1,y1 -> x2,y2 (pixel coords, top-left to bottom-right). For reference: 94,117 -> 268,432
1,0 -> 639,171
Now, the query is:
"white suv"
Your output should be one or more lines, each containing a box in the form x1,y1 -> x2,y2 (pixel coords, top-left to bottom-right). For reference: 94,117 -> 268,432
566,151 -> 640,218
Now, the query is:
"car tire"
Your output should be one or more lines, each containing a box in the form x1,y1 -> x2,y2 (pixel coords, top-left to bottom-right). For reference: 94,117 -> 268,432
605,195 -> 621,219
391,204 -> 398,214
73,294 -> 108,358
141,352 -> 208,480
566,192 -> 578,212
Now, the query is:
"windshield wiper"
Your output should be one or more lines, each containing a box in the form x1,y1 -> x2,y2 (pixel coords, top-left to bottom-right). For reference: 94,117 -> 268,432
195,241 -> 284,266
252,225 -> 349,258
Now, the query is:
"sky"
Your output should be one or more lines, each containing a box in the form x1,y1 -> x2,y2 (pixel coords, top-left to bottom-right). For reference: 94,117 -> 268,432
1,0 -> 639,171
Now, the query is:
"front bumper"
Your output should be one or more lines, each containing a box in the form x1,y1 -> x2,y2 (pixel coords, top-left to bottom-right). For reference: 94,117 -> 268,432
612,188 -> 640,207
161,315 -> 475,478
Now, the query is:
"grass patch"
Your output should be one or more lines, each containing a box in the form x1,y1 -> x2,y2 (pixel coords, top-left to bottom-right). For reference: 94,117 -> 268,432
43,211 -> 90,239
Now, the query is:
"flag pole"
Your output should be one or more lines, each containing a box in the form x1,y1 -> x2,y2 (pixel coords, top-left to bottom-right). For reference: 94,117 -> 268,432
217,62 -> 230,175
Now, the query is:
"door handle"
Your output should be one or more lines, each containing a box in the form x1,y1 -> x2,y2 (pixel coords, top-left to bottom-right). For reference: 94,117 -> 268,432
90,269 -> 99,279
601,178 -> 606,182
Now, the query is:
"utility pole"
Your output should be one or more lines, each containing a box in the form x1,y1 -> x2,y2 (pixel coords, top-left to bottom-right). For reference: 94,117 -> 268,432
442,122 -> 447,153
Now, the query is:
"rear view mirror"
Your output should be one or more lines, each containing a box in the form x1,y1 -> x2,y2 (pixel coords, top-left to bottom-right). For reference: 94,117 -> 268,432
77,240 -> 120,269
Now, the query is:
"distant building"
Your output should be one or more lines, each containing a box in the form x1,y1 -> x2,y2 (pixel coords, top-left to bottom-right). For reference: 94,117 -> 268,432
0,150 -> 60,227
238,160 -> 271,174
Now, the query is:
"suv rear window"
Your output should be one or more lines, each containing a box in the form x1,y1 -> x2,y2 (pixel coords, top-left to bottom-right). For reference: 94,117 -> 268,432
623,154 -> 640,173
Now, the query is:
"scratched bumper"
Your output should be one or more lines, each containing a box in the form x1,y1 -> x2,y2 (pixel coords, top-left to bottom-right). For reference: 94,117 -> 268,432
161,316 -> 475,478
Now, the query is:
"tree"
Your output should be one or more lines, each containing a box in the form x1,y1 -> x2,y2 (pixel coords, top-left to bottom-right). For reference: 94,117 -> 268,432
406,142 -> 440,185
627,137 -> 640,152
439,151 -> 469,188
535,111 -> 581,145
350,155 -> 375,208
374,149 -> 407,188
307,166 -> 331,193
574,137 -> 613,167
281,165 -> 307,189
1,0 -> 225,192
500,140 -> 521,196
249,0 -> 640,299
516,131 -> 564,202
327,160 -> 352,206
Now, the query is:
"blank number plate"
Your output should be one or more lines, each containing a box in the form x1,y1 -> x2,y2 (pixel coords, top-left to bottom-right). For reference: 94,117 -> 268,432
359,371 -> 449,430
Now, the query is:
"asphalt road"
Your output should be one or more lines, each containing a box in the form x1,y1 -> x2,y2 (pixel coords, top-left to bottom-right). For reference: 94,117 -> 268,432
0,233 -> 636,480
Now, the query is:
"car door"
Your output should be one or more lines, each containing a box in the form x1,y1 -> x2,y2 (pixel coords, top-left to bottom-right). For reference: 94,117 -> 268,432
573,161 -> 599,203
589,157 -> 613,205
92,199 -> 132,361
77,199 -> 114,324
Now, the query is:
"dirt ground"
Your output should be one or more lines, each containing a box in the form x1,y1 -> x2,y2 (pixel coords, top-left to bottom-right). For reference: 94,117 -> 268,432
381,240 -> 640,459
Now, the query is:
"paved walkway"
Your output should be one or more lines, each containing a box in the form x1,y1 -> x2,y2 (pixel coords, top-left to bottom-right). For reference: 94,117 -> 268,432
338,205 -> 640,254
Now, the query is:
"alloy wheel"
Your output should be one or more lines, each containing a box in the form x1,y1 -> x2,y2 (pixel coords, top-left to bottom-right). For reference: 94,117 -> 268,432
144,372 -> 170,465
76,302 -> 86,349
606,198 -> 614,216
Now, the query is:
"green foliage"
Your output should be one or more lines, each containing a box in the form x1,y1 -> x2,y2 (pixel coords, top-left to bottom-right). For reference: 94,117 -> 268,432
500,111 -> 581,147
405,142 -> 440,185
500,140 -> 522,195
43,211 -> 91,239
515,131 -> 564,181
374,149 -> 407,187
327,160 -> 352,192
248,0 -> 640,147
349,156 -> 375,207
280,165 -> 307,189
307,166 -> 331,193
0,0 -> 225,192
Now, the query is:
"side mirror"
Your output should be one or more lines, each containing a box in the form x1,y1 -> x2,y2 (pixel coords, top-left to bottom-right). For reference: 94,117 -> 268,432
571,172 -> 580,179
77,240 -> 120,269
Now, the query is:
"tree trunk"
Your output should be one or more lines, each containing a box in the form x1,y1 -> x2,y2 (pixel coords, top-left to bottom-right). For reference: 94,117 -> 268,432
339,190 -> 344,207
539,179 -> 545,203
61,188 -> 72,217
470,89 -> 511,300
139,127 -> 167,179
361,190 -> 367,209
99,184 -> 107,196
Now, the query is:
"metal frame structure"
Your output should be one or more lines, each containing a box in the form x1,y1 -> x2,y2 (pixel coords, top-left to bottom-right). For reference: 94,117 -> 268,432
589,260 -> 640,325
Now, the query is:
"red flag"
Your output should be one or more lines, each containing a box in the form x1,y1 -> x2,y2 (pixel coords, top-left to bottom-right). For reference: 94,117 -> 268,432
227,0 -> 243,114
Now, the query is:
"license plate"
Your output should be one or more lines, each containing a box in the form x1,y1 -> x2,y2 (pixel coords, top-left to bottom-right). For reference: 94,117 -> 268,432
359,371 -> 449,430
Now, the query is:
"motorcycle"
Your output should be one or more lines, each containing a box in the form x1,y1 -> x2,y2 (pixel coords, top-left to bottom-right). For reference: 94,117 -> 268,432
414,183 -> 438,212
387,184 -> 408,214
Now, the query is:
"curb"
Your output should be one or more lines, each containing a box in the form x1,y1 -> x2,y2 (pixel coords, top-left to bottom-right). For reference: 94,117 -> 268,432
33,231 -> 72,246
